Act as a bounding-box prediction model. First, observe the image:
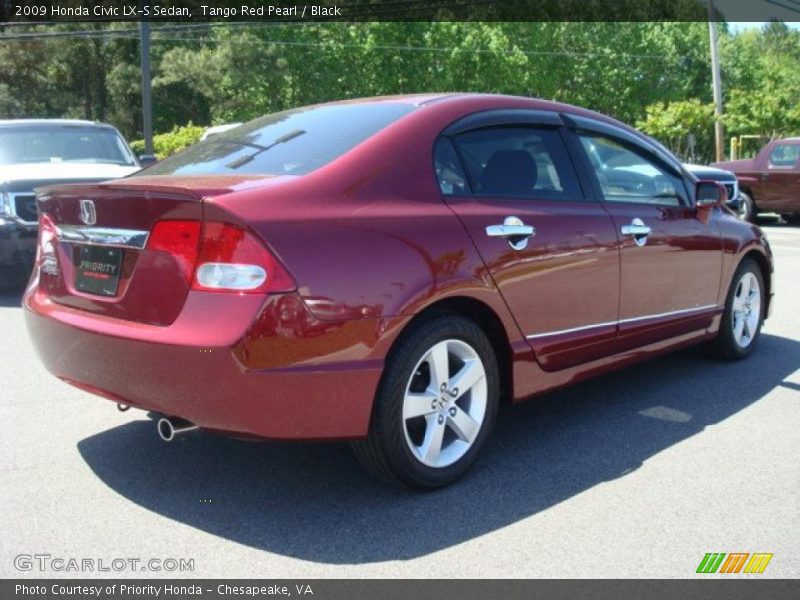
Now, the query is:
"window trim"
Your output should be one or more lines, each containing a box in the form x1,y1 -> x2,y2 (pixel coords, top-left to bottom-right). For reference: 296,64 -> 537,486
433,136 -> 473,195
433,120 -> 590,203
441,109 -> 563,137
561,113 -> 685,176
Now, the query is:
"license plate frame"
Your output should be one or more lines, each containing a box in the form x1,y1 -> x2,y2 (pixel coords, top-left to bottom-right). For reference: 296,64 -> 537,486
74,245 -> 123,297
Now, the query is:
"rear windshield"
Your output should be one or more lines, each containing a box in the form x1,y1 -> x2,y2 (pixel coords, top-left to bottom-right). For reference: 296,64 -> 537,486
143,103 -> 416,177
0,125 -> 136,166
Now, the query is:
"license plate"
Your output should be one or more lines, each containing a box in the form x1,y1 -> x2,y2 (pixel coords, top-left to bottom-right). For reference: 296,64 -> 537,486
75,246 -> 123,297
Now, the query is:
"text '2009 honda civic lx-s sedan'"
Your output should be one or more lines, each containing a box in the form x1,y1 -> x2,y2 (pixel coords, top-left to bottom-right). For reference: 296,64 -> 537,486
24,94 -> 774,489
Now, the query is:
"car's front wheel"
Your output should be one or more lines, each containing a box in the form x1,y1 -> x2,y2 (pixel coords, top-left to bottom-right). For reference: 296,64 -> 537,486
353,314 -> 499,489
710,258 -> 765,360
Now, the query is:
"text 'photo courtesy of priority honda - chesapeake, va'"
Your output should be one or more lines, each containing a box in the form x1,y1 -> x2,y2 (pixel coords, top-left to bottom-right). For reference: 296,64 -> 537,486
0,1 -> 798,598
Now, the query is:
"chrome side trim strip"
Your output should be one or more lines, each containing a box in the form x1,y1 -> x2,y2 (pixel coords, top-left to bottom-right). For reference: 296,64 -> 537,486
618,304 -> 719,325
525,320 -> 618,340
55,224 -> 149,249
525,304 -> 719,340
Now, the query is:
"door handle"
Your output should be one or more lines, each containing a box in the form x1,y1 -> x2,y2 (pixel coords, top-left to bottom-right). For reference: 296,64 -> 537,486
621,218 -> 651,247
486,216 -> 536,251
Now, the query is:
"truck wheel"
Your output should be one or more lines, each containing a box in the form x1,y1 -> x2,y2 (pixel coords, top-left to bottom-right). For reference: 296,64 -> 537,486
0,266 -> 26,292
781,213 -> 800,225
738,192 -> 756,222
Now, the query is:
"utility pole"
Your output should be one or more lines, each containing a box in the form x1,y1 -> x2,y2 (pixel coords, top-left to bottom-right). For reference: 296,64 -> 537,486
139,4 -> 154,155
708,1 -> 725,162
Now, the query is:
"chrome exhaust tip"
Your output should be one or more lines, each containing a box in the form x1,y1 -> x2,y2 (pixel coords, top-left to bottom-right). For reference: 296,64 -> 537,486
157,417 -> 198,442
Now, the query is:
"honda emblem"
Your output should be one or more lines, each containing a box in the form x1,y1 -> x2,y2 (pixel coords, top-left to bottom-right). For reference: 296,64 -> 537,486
79,199 -> 96,226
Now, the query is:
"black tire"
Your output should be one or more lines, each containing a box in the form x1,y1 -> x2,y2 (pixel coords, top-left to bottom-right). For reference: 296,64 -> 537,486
352,313 -> 500,489
738,191 -> 756,222
781,213 -> 800,225
0,266 -> 26,293
709,258 -> 765,361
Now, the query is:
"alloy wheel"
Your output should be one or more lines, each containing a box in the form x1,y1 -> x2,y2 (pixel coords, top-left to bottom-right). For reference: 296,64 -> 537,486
731,271 -> 761,348
402,339 -> 487,468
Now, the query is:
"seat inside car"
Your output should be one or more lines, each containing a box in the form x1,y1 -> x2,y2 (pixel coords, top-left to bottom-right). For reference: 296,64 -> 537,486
480,149 -> 538,195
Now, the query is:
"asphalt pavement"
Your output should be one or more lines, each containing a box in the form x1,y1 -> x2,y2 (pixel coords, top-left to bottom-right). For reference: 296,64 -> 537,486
1,219 -> 798,578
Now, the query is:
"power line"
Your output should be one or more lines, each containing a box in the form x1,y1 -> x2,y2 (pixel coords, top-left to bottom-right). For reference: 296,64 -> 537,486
142,34 -> 686,61
0,23 -> 695,62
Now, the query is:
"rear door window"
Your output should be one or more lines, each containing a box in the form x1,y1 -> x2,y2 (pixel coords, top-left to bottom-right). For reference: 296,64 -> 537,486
444,126 -> 582,200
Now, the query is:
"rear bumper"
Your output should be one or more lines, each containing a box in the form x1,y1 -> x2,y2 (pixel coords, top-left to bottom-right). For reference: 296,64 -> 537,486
24,287 -> 395,440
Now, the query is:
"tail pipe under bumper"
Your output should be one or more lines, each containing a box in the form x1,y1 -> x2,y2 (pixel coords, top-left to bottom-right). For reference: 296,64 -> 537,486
157,416 -> 199,442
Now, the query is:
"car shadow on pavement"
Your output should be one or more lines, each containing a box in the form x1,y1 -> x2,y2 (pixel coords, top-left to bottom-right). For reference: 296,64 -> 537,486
77,333 -> 799,564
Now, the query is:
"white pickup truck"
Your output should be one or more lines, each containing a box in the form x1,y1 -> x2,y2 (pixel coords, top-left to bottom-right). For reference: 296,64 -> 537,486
0,119 -> 149,289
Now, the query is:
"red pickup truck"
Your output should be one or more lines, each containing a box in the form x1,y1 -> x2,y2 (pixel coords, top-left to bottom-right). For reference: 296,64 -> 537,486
713,137 -> 800,223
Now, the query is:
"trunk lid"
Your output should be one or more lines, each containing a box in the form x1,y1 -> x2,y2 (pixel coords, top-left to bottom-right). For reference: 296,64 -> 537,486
35,175 -> 270,325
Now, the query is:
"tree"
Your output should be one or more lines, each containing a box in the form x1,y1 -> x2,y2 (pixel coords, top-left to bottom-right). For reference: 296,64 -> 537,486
1,20 -> 798,154
637,100 -> 716,162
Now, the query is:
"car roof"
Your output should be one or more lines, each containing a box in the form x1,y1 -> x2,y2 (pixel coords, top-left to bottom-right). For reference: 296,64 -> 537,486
0,118 -> 115,128
333,93 -> 642,133
328,92 -> 596,112
324,93 -> 457,107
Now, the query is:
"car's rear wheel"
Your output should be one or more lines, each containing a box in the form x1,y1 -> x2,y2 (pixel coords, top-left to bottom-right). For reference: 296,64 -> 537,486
353,314 -> 499,489
710,258 -> 764,360
738,191 -> 756,222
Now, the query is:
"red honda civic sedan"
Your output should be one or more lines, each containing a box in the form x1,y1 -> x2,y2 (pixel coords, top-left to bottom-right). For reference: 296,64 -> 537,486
24,94 -> 774,488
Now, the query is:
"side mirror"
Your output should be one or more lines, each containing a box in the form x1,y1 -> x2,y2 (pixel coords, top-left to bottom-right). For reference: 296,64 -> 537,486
138,154 -> 158,167
695,181 -> 728,208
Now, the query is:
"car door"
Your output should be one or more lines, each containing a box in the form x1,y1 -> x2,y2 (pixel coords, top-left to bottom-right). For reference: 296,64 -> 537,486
435,111 -> 620,371
564,117 -> 722,352
760,141 -> 800,213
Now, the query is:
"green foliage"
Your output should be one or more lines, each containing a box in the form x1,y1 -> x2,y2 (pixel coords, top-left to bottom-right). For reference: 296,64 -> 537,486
130,124 -> 205,159
637,100 -> 715,162
2,21 -> 800,163
128,139 -> 145,155
718,22 -> 800,138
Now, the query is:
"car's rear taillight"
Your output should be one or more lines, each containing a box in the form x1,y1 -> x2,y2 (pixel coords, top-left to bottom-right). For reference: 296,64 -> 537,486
37,213 -> 59,276
145,220 -> 295,293
147,220 -> 202,284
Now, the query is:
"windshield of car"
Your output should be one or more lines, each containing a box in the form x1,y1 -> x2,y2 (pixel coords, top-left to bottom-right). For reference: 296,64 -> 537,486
143,103 -> 416,177
0,125 -> 136,166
